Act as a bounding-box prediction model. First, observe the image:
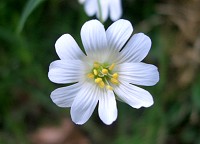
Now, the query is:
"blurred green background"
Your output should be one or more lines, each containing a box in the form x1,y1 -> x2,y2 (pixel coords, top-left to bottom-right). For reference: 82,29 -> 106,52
0,0 -> 200,143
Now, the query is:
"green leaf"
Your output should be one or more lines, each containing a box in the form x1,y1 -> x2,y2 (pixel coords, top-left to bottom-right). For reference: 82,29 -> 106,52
192,76 -> 200,110
16,0 -> 45,34
0,26 -> 17,43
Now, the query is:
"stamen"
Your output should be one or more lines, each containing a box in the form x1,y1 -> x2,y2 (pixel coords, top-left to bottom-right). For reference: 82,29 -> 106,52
95,78 -> 102,83
87,73 -> 94,79
93,69 -> 98,75
111,78 -> 119,85
109,63 -> 115,70
87,62 -> 120,89
102,69 -> 108,75
106,85 -> 113,91
112,73 -> 118,79
93,62 -> 100,68
98,81 -> 105,88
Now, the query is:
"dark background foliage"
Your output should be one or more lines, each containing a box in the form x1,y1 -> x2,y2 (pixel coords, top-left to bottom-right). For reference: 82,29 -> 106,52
0,0 -> 200,143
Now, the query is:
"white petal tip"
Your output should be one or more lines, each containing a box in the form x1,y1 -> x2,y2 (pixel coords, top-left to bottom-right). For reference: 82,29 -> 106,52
103,118 -> 117,125
55,34 -> 69,51
138,98 -> 154,109
100,111 -> 117,125
71,116 -> 88,125
73,121 -> 85,125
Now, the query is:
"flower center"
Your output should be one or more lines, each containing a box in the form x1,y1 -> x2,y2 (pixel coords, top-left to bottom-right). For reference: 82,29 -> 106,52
87,62 -> 119,90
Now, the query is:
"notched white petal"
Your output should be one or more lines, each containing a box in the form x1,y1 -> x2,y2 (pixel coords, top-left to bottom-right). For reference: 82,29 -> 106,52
81,0 -> 122,22
79,0 -> 85,4
48,60 -> 85,84
116,62 -> 159,86
98,90 -> 117,125
109,0 -> 122,21
118,33 -> 152,63
50,82 -> 82,107
114,81 -> 154,109
70,82 -> 99,125
97,0 -> 109,22
106,19 -> 133,52
55,34 -> 85,60
81,20 -> 108,62
84,0 -> 97,16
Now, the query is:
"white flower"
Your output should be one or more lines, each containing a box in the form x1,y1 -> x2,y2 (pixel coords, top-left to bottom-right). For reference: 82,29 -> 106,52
48,19 -> 159,125
79,0 -> 122,22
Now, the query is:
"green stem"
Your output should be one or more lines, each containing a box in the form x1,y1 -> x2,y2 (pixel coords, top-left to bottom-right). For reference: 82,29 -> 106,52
97,0 -> 103,23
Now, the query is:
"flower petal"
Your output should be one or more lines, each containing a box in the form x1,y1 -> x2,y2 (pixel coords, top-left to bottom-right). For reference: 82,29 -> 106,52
79,0 -> 85,4
50,82 -> 82,107
114,81 -> 154,109
109,0 -> 122,21
48,60 -> 85,84
106,19 -> 133,53
55,34 -> 85,60
98,90 -> 117,125
70,82 -> 99,125
97,0 -> 109,22
117,33 -> 151,63
116,62 -> 159,86
84,0 -> 97,16
81,20 -> 108,62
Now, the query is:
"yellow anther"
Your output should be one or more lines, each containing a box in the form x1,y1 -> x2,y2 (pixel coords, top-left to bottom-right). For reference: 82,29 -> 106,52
111,78 -> 119,85
98,81 -> 105,88
106,85 -> 113,91
93,62 -> 100,68
109,63 -> 115,70
87,73 -> 94,79
93,69 -> 98,75
112,73 -> 118,79
95,78 -> 102,83
102,69 -> 108,75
